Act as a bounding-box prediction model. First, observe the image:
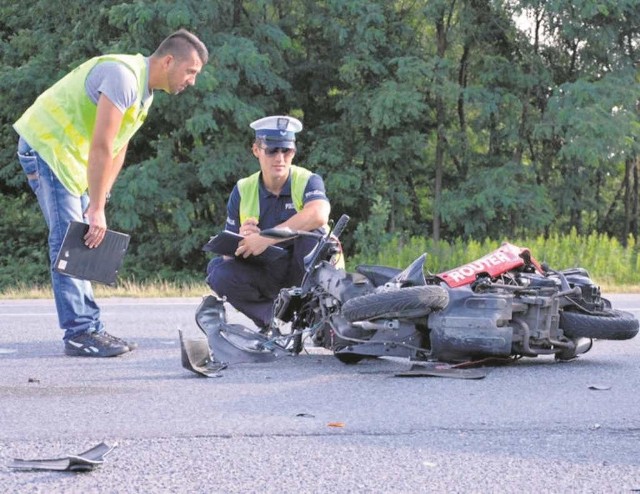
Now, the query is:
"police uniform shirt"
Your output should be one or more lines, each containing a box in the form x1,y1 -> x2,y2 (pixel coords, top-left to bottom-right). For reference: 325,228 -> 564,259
225,172 -> 328,233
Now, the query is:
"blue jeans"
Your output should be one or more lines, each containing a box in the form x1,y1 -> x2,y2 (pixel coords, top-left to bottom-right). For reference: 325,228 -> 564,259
17,136 -> 104,341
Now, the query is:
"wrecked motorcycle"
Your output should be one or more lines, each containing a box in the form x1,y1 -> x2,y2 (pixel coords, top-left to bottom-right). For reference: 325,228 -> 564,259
185,214 -> 638,372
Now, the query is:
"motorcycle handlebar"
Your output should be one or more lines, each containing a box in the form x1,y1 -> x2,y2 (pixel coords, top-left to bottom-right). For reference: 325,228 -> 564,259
331,214 -> 350,239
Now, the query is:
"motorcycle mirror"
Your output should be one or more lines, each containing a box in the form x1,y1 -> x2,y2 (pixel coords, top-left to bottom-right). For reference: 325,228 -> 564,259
260,227 -> 299,239
389,253 -> 427,286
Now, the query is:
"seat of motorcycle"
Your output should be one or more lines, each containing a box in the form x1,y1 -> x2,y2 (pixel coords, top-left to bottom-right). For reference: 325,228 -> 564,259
355,264 -> 402,287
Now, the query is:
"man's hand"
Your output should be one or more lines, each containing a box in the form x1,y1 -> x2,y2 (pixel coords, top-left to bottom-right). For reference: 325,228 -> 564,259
235,218 -> 276,257
83,207 -> 107,248
239,217 -> 259,237
235,234 -> 275,258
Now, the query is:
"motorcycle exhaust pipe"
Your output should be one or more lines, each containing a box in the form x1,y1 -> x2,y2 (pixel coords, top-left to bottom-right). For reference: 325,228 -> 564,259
552,336 -> 593,360
572,337 -> 593,355
549,337 -> 592,355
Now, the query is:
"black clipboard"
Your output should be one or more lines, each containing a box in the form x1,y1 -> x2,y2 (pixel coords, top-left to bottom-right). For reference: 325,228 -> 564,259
54,221 -> 130,286
203,230 -> 287,264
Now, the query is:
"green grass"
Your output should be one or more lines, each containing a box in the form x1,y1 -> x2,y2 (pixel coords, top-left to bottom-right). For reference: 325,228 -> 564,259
0,280 -> 211,299
3,231 -> 640,298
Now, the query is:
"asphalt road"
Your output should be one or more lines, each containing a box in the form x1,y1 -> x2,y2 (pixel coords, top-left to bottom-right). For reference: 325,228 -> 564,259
0,294 -> 639,493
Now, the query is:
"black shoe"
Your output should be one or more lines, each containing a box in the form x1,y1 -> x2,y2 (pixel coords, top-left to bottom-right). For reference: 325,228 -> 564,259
102,332 -> 138,351
64,331 -> 130,357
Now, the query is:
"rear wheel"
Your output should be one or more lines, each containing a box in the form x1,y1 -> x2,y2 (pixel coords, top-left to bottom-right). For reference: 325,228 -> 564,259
560,309 -> 639,340
342,285 -> 449,322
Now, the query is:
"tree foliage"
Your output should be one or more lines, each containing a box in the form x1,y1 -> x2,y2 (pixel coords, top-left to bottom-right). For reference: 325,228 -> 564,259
0,0 -> 638,288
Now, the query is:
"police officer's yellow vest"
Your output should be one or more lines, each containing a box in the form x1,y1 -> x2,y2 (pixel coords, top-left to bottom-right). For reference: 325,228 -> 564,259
13,54 -> 152,196
237,165 -> 312,225
237,165 -> 345,268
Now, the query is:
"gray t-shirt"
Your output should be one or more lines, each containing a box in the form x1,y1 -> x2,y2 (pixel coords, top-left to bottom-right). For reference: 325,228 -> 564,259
84,58 -> 152,112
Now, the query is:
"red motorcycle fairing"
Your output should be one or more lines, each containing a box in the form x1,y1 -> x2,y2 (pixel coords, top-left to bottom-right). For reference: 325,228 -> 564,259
437,242 -> 542,288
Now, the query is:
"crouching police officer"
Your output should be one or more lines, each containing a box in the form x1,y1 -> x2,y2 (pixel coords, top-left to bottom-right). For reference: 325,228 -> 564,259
206,115 -> 331,331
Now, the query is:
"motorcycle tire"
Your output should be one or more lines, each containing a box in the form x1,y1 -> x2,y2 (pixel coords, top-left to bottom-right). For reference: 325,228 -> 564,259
560,309 -> 639,340
342,285 -> 449,322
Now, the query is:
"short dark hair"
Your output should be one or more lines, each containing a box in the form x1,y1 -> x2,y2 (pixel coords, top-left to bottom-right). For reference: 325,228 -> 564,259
154,29 -> 208,65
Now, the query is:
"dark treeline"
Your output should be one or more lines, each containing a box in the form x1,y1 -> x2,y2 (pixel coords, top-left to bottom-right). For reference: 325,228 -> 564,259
0,0 -> 638,288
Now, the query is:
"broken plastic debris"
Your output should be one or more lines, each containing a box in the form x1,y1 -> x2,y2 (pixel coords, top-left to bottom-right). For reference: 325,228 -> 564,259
327,422 -> 345,428
588,384 -> 612,391
395,364 -> 488,379
8,442 -> 116,472
179,330 -> 226,378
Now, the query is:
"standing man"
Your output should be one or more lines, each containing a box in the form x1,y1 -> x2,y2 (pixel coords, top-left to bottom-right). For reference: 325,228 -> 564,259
14,29 -> 208,357
206,115 -> 331,332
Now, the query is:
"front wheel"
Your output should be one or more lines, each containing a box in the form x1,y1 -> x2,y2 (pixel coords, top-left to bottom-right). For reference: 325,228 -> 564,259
342,285 -> 449,322
560,309 -> 639,340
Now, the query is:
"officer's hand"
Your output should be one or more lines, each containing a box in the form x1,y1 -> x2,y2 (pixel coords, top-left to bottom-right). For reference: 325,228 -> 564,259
240,217 -> 259,237
235,235 -> 271,258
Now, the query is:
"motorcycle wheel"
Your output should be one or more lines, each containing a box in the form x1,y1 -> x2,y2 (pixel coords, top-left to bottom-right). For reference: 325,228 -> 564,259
342,285 -> 449,322
560,309 -> 639,340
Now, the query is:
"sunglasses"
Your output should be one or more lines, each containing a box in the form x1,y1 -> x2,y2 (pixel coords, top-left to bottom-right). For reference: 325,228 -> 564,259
262,146 -> 295,157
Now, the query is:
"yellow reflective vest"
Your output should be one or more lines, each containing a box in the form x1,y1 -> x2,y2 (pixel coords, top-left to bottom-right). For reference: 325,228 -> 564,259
13,54 -> 152,196
237,166 -> 344,268
237,165 -> 312,225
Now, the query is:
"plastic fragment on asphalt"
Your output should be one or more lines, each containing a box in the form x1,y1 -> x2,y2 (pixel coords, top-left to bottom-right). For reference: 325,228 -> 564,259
8,442 -> 117,472
588,384 -> 612,390
327,422 -> 345,428
395,364 -> 488,379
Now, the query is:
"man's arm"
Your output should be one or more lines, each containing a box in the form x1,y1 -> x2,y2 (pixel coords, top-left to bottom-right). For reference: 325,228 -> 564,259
84,94 -> 125,248
237,199 -> 330,258
277,199 -> 330,231
107,142 -> 128,194
237,173 -> 331,258
281,172 -> 331,231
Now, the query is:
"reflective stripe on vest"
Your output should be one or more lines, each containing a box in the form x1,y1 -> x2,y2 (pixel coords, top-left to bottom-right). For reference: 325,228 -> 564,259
13,54 -> 152,196
237,165 -> 313,225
